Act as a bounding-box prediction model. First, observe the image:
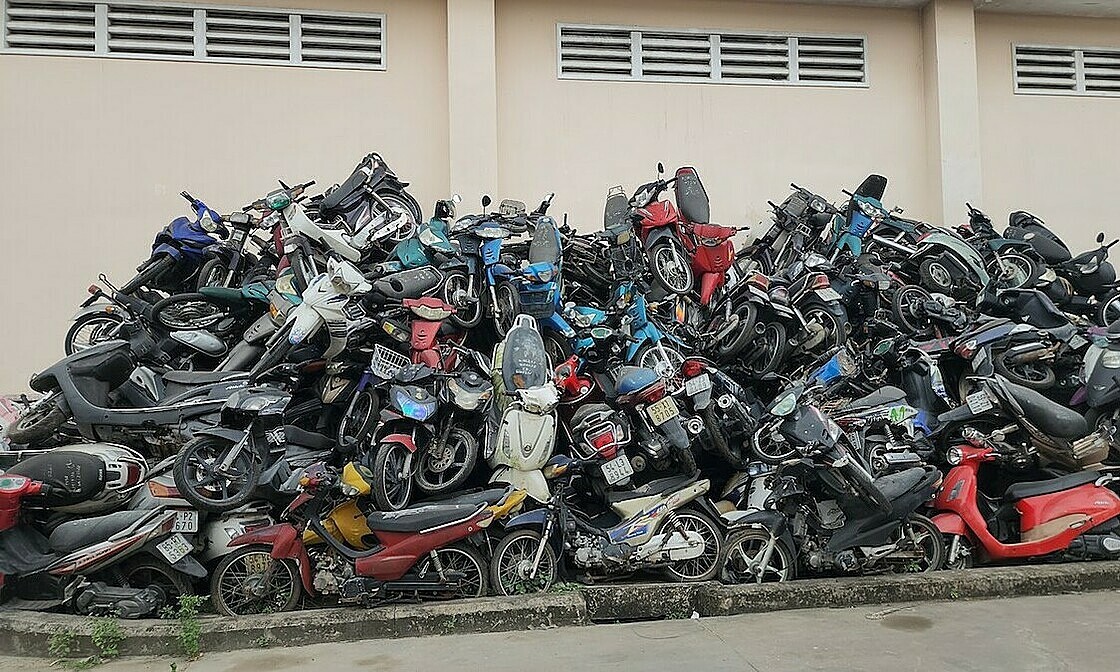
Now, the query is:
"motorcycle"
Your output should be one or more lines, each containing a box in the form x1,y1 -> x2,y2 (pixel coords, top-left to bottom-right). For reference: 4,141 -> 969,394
630,163 -> 694,296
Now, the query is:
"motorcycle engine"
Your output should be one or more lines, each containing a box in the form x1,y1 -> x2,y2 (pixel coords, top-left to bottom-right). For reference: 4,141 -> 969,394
572,532 -> 604,568
309,548 -> 352,594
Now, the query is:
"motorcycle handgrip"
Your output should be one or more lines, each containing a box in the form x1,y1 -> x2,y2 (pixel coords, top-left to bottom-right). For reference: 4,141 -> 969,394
180,191 -> 195,203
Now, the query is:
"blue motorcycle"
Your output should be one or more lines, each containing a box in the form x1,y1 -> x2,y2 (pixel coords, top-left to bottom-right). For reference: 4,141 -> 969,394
121,191 -> 227,295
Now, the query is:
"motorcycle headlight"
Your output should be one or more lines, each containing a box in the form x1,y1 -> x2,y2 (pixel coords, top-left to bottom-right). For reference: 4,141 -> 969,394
391,387 -> 437,421
769,392 -> 798,417
265,191 -> 292,210
946,446 -> 963,465
531,266 -> 555,283
519,386 -> 559,414
1102,350 -> 1120,369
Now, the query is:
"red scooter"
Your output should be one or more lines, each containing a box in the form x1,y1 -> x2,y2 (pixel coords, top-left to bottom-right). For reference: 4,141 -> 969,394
404,296 -> 460,369
630,163 -> 694,296
210,462 -> 494,615
931,429 -> 1120,568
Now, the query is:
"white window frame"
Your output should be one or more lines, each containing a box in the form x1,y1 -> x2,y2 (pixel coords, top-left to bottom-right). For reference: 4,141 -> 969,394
556,22 -> 869,89
1013,43 -> 1120,98
0,0 -> 387,71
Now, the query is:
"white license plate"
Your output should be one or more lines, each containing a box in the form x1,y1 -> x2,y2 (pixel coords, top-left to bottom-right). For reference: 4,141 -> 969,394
173,510 -> 199,534
156,533 -> 193,565
816,288 -> 842,302
1069,334 -> 1088,350
646,396 -> 680,426
684,373 -> 712,396
600,453 -> 634,485
966,390 -> 994,415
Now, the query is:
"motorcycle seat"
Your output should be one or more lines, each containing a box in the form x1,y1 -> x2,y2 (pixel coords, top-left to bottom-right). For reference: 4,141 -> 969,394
1002,380 -> 1089,439
365,503 -> 483,533
840,386 -> 908,412
320,158 -> 373,213
432,486 -> 512,508
48,509 -> 152,555
1003,470 -> 1101,502
162,370 -> 245,386
283,425 -> 335,451
198,286 -> 248,305
873,467 -> 928,502
8,450 -> 105,505
605,475 -> 694,505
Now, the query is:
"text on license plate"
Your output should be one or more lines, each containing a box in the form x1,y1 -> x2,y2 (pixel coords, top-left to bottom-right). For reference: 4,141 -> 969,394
684,373 -> 712,396
600,453 -> 634,486
646,396 -> 680,426
156,533 -> 193,565
966,390 -> 994,415
816,288 -> 842,302
173,510 -> 199,534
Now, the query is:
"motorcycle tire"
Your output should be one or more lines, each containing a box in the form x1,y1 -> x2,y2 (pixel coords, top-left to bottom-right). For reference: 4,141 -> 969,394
371,441 -> 415,511
414,542 -> 489,600
120,254 -> 176,295
891,285 -> 934,334
414,427 -> 478,496
173,435 -> 261,513
993,351 -> 1056,390
196,258 -> 230,290
211,545 -> 302,617
703,407 -> 750,471
839,458 -> 892,513
442,270 -> 484,329
490,530 -> 557,596
918,257 -> 955,295
636,342 -> 686,393
64,311 -> 125,355
662,509 -> 723,582
249,324 -> 294,378
491,281 -> 520,339
150,292 -> 234,331
337,389 -> 379,450
649,242 -> 694,296
715,302 -> 758,360
720,528 -> 796,583
5,391 -> 68,446
113,556 -> 195,604
377,188 -> 423,228
799,304 -> 847,354
745,322 -> 788,378
543,334 -> 572,368
887,514 -> 946,573
989,253 -> 1036,290
1096,288 -> 1120,327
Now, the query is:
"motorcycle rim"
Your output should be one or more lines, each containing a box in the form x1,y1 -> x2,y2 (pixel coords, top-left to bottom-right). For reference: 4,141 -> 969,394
993,352 -> 1056,390
415,428 -> 478,495
650,244 -> 693,295
415,543 -> 488,600
490,530 -> 556,595
990,254 -> 1033,289
746,322 -> 787,377
885,515 -> 946,573
891,285 -> 933,334
637,343 -> 686,393
173,436 -> 260,513
492,283 -> 519,338
152,294 -> 232,330
443,271 -> 483,329
663,510 -> 723,582
65,313 -> 124,355
720,528 -> 794,583
944,534 -> 975,570
372,442 -> 414,511
212,547 -> 301,617
800,306 -> 845,354
919,258 -> 955,293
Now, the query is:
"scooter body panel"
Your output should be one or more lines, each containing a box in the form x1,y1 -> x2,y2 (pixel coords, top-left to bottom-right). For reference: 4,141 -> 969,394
359,510 -> 490,581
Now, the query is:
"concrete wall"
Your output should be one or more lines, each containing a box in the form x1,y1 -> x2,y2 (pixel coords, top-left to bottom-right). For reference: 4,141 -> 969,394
976,12 -> 1120,251
494,0 -> 931,233
0,0 -> 449,392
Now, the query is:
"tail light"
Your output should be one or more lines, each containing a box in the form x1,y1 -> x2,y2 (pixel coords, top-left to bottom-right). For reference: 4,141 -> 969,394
810,273 -> 831,290
748,273 -> 770,291
587,426 -> 619,460
147,481 -> 180,499
682,359 -> 707,378
637,380 -> 667,403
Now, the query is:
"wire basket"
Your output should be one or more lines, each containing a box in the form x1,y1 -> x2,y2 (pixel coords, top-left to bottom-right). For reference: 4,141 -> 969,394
370,344 -> 411,381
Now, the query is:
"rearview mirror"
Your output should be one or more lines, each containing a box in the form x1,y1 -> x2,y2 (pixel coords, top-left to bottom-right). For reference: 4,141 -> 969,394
227,212 -> 251,225
1099,232 -> 1106,244
482,195 -> 492,208
657,162 -> 665,175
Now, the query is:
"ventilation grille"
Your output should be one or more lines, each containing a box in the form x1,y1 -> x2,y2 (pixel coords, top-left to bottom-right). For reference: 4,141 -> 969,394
1015,45 -> 1120,97
1,1 -> 386,70
558,24 -> 866,87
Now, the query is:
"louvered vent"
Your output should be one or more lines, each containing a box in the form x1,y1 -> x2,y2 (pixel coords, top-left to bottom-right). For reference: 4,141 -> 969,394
1014,46 -> 1077,93
298,12 -> 383,67
1082,49 -> 1120,95
4,1 -> 96,53
796,36 -> 865,84
204,8 -> 289,63
557,24 -> 866,87
106,4 -> 193,57
640,31 -> 711,80
558,25 -> 632,77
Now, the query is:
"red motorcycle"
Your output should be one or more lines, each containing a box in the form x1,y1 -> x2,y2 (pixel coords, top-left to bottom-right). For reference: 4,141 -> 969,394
630,163 -> 694,295
403,296 -> 460,369
931,430 -> 1120,568
210,462 -> 494,615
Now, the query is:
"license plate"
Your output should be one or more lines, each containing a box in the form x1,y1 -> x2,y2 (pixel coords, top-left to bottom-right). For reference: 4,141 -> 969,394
1069,334 -> 1088,350
966,390 -> 994,415
684,373 -> 711,396
816,288 -> 842,302
173,510 -> 199,534
646,396 -> 680,426
156,533 -> 193,565
600,453 -> 634,485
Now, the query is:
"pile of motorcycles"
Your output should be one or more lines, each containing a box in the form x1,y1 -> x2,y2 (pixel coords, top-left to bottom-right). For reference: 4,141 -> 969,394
3,152 -> 1120,620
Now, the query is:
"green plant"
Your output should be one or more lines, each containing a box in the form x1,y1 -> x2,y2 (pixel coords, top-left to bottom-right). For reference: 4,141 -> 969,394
165,594 -> 206,659
48,619 -> 124,670
48,629 -> 76,659
90,618 -> 124,660
253,634 -> 273,649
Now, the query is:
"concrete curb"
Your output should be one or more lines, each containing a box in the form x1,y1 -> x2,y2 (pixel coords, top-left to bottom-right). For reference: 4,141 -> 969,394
4,562 -> 1120,658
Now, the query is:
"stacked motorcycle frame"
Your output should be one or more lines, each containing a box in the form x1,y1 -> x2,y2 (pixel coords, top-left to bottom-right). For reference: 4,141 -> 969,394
3,153 -> 1120,619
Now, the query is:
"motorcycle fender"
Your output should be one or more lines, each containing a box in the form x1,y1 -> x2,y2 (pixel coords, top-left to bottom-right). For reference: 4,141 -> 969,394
70,303 -> 121,322
193,427 -> 249,445
228,523 -> 289,548
381,433 -> 418,453
660,416 -> 691,451
931,512 -> 969,537
645,227 -> 678,249
501,507 -> 549,532
698,273 -> 722,306
169,552 -> 207,579
287,304 -> 324,346
489,467 -> 550,503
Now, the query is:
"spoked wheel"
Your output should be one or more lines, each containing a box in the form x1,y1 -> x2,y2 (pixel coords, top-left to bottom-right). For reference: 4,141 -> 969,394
1097,289 -> 1120,327
720,529 -> 795,583
636,343 -> 686,393
173,435 -> 260,513
151,293 -> 233,330
378,191 -> 423,235
414,543 -> 488,600
64,313 -> 124,355
371,441 -> 414,511
744,322 -> 787,378
196,258 -> 230,290
989,254 -> 1035,290
663,510 -> 723,582
5,390 -> 68,445
415,428 -> 478,495
994,351 -> 1056,390
490,530 -> 557,595
211,546 -> 302,617
944,534 -> 976,570
891,285 -> 934,334
443,271 -> 483,329
492,282 -> 520,338
884,515 -> 945,573
649,243 -> 693,295
337,389 -> 378,451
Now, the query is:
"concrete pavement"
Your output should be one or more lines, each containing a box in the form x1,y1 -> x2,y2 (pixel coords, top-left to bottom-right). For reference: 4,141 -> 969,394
5,592 -> 1119,672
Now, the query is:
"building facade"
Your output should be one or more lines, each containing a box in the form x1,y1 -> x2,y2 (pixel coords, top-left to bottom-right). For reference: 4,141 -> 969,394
2,0 -> 1119,390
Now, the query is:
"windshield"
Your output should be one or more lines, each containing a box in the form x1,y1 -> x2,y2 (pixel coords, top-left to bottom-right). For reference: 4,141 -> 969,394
502,326 -> 549,390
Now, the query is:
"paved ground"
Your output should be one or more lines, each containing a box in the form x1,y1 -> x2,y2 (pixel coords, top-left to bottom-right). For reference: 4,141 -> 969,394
5,592 -> 1118,671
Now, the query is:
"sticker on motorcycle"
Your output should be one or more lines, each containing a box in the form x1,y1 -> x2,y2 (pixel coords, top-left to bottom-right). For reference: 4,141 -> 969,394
601,453 -> 635,486
157,533 -> 193,565
646,397 -> 680,426
1069,334 -> 1088,350
684,373 -> 711,396
966,390 -> 994,415
173,510 -> 199,534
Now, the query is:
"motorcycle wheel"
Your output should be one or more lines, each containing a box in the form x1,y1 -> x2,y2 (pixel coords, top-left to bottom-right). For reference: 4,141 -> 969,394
5,391 -> 68,445
989,254 -> 1036,290
663,509 -> 723,582
649,242 -> 693,295
371,441 -> 415,511
491,281 -> 520,339
720,528 -> 796,583
800,305 -> 846,355
919,257 -> 955,295
891,285 -> 934,334
173,435 -> 261,513
543,334 -> 572,368
943,533 -> 975,570
636,342 -> 686,393
151,293 -> 234,331
490,530 -> 557,595
377,189 -> 423,233
196,258 -> 230,290
703,408 -> 750,471
211,545 -> 302,617
120,254 -> 176,294
442,270 -> 484,329
414,542 -> 489,600
885,515 -> 946,573
715,302 -> 758,360
415,427 -> 478,495
114,557 -> 194,604
994,351 -> 1056,390
1096,289 -> 1120,327
64,312 -> 124,355
337,389 -> 379,450
745,322 -> 788,378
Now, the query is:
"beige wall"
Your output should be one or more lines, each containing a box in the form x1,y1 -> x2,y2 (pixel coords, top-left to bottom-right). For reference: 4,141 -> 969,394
495,0 -> 931,233
976,13 -> 1120,251
0,0 -> 449,392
